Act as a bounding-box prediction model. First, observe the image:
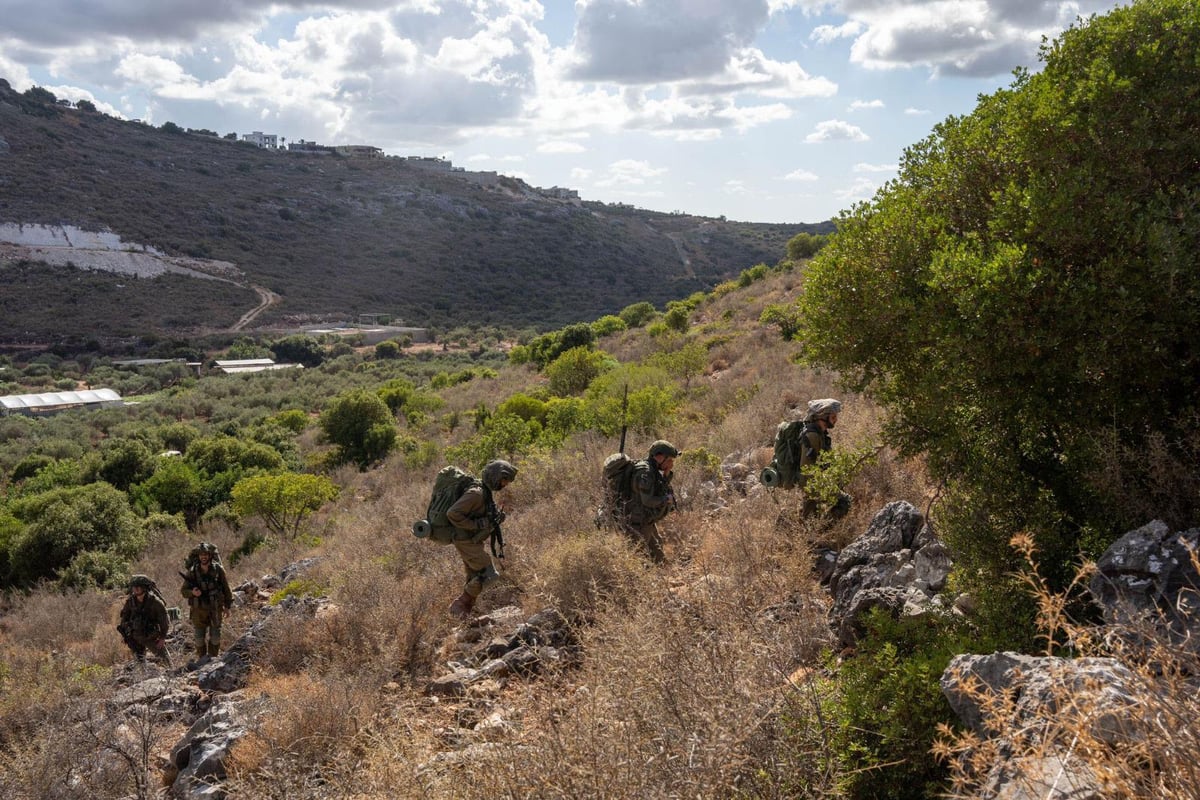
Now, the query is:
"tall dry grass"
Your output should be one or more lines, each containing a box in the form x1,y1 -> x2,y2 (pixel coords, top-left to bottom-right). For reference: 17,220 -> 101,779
935,535 -> 1200,800
0,268 -> 935,798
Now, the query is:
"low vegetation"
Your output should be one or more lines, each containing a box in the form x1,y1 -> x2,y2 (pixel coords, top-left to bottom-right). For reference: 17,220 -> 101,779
0,2 -> 1197,797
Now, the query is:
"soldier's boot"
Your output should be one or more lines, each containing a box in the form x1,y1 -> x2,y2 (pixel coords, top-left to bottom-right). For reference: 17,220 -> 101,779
207,641 -> 220,657
448,592 -> 475,619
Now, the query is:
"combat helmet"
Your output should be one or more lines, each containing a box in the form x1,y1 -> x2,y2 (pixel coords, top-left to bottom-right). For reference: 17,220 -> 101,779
803,398 -> 842,422
129,574 -> 155,590
648,440 -> 680,459
481,459 -> 518,490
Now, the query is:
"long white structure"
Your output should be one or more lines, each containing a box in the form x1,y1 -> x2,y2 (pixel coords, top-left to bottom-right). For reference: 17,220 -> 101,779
0,388 -> 124,416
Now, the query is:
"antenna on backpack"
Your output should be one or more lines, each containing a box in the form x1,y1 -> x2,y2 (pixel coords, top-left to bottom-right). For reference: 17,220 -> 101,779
618,383 -> 628,455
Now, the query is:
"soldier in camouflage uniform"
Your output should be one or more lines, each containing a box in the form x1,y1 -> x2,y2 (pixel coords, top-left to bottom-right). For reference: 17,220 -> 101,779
119,574 -> 172,665
797,398 -> 850,517
619,440 -> 679,563
180,544 -> 233,659
446,459 -> 518,619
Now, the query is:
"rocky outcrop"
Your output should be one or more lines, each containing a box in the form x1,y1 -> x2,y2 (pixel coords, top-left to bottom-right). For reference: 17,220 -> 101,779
940,520 -> 1200,799
95,557 -> 581,799
826,500 -> 954,647
1089,520 -> 1200,650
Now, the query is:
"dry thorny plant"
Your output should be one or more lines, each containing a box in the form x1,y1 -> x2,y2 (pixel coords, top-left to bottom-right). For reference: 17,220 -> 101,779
935,533 -> 1200,800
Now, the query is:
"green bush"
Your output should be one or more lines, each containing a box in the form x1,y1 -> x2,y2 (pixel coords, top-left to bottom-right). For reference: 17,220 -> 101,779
544,346 -> 613,396
796,0 -> 1200,616
318,389 -> 396,468
6,483 -> 145,588
824,610 -> 979,800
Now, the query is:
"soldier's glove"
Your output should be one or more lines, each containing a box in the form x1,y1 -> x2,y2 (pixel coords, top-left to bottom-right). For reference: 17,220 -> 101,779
493,509 -> 507,525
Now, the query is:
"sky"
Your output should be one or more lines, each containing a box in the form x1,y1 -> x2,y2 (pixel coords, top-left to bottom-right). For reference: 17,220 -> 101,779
0,0 -> 1125,224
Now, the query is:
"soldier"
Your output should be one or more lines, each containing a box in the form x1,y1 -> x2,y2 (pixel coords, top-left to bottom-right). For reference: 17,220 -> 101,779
180,543 -> 233,661
797,398 -> 850,517
118,575 -> 172,666
618,440 -> 679,563
445,459 -> 517,619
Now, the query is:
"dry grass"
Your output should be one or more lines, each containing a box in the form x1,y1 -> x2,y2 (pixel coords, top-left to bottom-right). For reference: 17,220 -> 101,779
935,536 -> 1200,800
0,269 -> 939,798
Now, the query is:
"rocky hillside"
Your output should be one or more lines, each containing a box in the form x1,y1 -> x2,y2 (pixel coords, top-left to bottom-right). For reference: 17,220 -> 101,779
0,79 -> 830,342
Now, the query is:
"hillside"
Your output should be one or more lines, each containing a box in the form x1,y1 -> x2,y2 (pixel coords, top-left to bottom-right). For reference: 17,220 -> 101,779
0,264 -> 923,798
0,79 -> 830,343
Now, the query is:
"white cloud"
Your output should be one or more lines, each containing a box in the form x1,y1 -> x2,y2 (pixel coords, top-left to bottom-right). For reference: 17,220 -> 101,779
904,106 -> 931,115
834,175 -> 878,202
537,140 -> 586,154
570,167 -> 593,180
848,98 -> 883,111
595,158 -> 668,188
783,168 -> 819,181
568,0 -> 770,84
811,21 -> 863,44
831,0 -> 1120,77
805,118 -> 868,143
853,162 -> 897,173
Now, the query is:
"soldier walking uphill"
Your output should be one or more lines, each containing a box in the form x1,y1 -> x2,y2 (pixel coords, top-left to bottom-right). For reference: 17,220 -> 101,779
763,398 -> 850,518
180,543 -> 233,660
445,460 -> 518,619
118,575 -> 172,666
618,440 -> 680,564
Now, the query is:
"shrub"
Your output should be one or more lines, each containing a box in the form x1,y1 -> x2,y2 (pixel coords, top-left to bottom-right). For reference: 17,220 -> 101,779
824,610 -> 979,800
318,390 -> 396,468
231,473 -> 340,539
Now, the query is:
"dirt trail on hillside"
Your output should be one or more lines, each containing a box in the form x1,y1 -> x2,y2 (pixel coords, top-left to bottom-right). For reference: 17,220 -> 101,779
231,285 -> 280,331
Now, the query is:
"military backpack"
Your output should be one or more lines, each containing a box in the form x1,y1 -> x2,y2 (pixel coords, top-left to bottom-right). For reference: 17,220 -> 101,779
413,465 -> 480,542
761,419 -> 814,489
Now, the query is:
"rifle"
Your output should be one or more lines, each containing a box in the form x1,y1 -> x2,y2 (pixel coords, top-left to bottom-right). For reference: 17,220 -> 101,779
618,383 -> 628,454
117,620 -> 137,652
485,497 -> 505,559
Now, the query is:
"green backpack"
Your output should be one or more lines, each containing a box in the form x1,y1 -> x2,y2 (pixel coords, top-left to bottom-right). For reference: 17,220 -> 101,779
601,452 -> 642,515
413,466 -> 479,541
762,419 -> 808,489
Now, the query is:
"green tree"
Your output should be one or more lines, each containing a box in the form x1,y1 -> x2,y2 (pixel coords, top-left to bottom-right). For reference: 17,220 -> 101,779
591,315 -> 627,337
134,457 -> 205,527
648,339 -> 707,390
7,483 -> 145,587
786,232 -> 827,260
796,0 -> 1200,619
545,346 -> 613,396
662,305 -> 690,333
231,473 -> 339,539
271,335 -> 326,367
374,340 -> 402,360
319,390 -> 396,467
618,301 -> 657,328
98,438 -> 155,492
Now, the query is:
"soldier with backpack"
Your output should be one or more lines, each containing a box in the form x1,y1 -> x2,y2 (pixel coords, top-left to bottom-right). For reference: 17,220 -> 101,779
611,440 -> 679,564
118,574 -> 172,666
762,398 -> 850,517
418,460 -> 518,619
179,542 -> 233,661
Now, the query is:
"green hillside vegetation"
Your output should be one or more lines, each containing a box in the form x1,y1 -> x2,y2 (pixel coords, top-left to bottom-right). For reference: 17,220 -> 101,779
0,79 -> 828,342
0,3 -> 1197,797
797,0 -> 1200,648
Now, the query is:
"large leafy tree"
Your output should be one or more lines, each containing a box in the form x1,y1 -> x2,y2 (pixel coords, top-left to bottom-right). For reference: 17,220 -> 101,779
319,390 -> 397,468
231,473 -> 339,540
796,0 -> 1200,607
